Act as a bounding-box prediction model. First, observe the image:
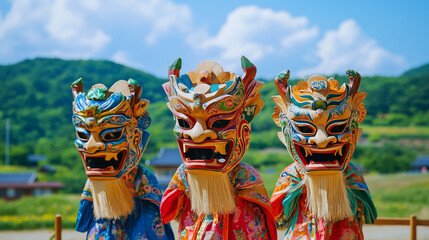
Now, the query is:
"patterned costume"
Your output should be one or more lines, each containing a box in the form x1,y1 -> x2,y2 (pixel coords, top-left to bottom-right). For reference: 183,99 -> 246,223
76,165 -> 174,239
71,79 -> 173,239
270,70 -> 377,239
271,162 -> 376,239
160,57 -> 277,239
162,162 -> 277,239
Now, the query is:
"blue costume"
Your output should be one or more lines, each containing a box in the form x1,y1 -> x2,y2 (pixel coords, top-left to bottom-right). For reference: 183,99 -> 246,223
76,165 -> 174,240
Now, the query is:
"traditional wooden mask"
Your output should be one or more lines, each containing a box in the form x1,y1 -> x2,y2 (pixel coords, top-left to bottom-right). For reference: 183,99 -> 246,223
272,70 -> 366,172
71,78 -> 150,179
163,57 -> 264,173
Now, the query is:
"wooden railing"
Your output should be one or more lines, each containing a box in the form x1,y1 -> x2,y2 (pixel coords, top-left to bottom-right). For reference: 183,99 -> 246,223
52,214 -> 429,240
54,214 -> 61,240
371,215 -> 429,240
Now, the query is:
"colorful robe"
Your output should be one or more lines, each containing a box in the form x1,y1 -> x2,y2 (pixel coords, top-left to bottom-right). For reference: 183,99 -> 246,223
161,162 -> 278,239
271,162 -> 377,240
76,164 -> 174,240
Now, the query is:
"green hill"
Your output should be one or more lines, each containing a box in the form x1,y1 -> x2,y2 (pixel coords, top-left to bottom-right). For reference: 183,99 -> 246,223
1,57 -> 429,157
402,63 -> 429,77
0,58 -> 169,167
0,58 -> 428,192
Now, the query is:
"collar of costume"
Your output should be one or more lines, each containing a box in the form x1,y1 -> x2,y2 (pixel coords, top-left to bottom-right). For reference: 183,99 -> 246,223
79,165 -> 162,205
71,78 -> 151,179
270,161 -> 377,230
160,162 -> 272,223
75,165 -> 173,238
272,69 -> 367,172
162,57 -> 264,173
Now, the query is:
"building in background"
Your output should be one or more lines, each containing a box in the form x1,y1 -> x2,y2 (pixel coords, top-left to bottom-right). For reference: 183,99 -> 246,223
0,172 -> 64,200
411,156 -> 429,173
147,148 -> 182,190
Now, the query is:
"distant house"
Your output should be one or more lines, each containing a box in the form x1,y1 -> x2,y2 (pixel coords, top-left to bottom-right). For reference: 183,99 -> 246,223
27,154 -> 47,167
411,156 -> 429,173
0,172 -> 64,200
147,148 -> 182,190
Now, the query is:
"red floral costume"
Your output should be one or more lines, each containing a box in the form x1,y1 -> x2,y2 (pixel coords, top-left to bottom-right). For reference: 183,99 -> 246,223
161,162 -> 278,239
271,162 -> 377,240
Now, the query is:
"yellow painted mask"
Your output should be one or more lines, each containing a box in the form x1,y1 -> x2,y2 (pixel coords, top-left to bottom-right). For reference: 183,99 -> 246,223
272,70 -> 367,172
163,57 -> 264,173
71,79 -> 150,179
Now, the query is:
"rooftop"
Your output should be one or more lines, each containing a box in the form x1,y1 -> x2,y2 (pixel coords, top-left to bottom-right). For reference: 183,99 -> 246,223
0,172 -> 37,184
412,156 -> 429,168
148,148 -> 182,167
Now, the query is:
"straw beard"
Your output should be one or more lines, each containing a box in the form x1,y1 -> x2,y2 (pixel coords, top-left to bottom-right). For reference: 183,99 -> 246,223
187,171 -> 237,215
89,178 -> 135,220
303,171 -> 353,221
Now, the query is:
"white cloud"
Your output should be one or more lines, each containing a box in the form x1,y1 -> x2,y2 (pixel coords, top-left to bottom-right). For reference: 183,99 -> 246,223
111,50 -> 143,69
195,6 -> 318,64
0,0 -> 111,58
0,0 -> 192,61
298,19 -> 407,76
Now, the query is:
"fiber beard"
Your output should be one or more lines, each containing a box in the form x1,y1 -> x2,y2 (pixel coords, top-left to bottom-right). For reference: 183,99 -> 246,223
303,171 -> 353,221
187,171 -> 236,215
89,178 -> 135,220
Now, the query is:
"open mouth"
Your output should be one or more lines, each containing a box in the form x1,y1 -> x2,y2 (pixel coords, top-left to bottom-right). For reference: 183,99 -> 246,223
295,143 -> 349,170
178,140 -> 231,170
81,150 -> 127,175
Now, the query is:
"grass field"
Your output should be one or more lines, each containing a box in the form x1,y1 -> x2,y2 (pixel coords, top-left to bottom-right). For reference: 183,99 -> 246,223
362,125 -> 429,140
259,170 -> 429,219
365,173 -> 429,218
0,195 -> 80,230
0,172 -> 428,230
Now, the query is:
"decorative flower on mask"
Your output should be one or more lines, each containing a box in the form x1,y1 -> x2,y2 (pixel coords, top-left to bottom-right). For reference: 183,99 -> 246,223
71,78 -> 151,179
272,70 -> 366,172
163,57 -> 264,173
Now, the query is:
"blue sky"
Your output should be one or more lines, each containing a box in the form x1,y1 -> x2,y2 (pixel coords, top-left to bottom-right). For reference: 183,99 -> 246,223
0,0 -> 427,79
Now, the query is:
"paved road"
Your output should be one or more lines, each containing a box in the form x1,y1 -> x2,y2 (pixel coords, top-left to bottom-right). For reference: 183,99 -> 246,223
1,223 -> 429,239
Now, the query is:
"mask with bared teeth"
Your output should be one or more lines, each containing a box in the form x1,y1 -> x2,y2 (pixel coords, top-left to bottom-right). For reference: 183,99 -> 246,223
71,78 -> 151,179
272,69 -> 367,172
163,57 -> 263,173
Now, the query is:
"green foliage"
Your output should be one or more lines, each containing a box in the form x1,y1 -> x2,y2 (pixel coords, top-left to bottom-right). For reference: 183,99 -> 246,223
365,173 -> 429,218
45,165 -> 87,194
0,58 -> 428,193
250,130 -> 285,149
353,143 -> 417,173
243,149 -> 293,169
401,63 -> 429,77
363,125 -> 429,140
0,58 -> 168,192
0,194 -> 79,230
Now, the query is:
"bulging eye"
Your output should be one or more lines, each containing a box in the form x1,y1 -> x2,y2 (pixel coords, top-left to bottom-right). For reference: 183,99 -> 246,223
211,119 -> 231,129
177,118 -> 191,129
77,131 -> 89,141
327,121 -> 348,135
293,121 -> 316,136
297,126 -> 314,134
103,130 -> 123,141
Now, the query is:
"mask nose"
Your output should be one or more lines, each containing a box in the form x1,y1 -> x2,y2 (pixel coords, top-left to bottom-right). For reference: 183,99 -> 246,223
182,119 -> 217,143
83,134 -> 105,153
308,128 -> 337,148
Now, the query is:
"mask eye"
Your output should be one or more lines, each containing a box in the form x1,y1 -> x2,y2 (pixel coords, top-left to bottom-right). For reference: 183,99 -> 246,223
211,119 -> 231,129
297,126 -> 314,134
177,118 -> 191,129
327,121 -> 348,135
293,121 -> 316,136
103,130 -> 123,141
77,131 -> 89,141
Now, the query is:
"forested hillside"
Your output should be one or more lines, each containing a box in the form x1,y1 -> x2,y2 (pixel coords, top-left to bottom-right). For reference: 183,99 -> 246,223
0,58 -> 428,192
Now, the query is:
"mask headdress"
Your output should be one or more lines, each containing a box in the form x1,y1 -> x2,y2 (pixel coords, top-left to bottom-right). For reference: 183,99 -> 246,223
272,69 -> 366,172
163,56 -> 263,173
71,78 -> 150,179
